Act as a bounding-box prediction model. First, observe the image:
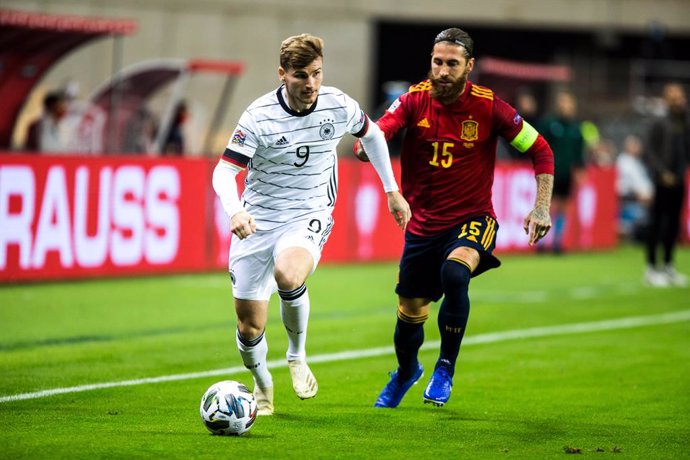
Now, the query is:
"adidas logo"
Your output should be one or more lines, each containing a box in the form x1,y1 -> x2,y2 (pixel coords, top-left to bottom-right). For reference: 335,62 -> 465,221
417,118 -> 430,128
276,136 -> 288,146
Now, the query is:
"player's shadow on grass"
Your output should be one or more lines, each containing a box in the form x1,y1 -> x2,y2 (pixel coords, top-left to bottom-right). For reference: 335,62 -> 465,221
271,412 -> 312,422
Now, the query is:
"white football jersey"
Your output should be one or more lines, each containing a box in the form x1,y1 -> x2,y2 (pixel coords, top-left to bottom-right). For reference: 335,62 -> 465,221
223,85 -> 368,231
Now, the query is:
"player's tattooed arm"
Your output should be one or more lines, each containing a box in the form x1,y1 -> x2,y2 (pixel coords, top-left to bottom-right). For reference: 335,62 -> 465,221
534,173 -> 553,216
523,173 -> 553,245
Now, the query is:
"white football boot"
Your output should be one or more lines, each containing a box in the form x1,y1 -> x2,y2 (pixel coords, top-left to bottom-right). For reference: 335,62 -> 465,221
254,385 -> 274,416
664,266 -> 688,287
288,360 -> 318,399
644,267 -> 669,287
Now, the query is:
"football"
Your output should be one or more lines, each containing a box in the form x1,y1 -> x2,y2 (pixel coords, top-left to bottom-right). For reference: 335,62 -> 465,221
199,380 -> 257,436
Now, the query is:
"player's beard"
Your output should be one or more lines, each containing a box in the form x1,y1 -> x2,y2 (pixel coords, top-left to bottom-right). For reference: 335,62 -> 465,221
429,70 -> 467,105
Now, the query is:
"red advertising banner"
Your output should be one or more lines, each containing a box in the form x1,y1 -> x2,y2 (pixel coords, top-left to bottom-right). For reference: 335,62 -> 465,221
0,154 -> 211,282
492,163 -> 618,252
1,154 -> 652,282
321,160 -> 405,263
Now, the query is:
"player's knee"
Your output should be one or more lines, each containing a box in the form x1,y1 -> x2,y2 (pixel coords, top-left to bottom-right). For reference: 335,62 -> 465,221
273,266 -> 305,291
237,321 -> 263,342
398,298 -> 430,323
441,258 -> 471,291
274,250 -> 312,290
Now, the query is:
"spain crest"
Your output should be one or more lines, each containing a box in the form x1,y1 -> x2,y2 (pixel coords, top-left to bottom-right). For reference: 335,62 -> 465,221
461,120 -> 478,141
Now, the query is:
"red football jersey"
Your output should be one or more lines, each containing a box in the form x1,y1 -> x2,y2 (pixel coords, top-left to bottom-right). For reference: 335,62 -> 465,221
378,79 -> 550,236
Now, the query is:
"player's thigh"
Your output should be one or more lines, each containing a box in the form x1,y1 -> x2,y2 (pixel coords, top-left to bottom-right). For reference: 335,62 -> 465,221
396,232 -> 447,302
274,213 -> 333,276
229,233 -> 277,301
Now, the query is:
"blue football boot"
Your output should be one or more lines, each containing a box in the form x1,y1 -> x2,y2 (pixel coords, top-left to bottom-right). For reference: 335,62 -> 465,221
423,366 -> 453,406
374,363 -> 424,408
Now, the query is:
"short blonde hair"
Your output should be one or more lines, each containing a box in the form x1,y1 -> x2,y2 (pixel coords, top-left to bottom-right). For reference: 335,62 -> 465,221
280,34 -> 324,70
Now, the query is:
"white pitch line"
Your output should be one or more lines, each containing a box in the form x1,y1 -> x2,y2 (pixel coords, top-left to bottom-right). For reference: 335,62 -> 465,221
2,310 -> 689,404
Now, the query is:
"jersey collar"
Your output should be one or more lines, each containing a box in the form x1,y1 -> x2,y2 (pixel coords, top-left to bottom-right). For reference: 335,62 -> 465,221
277,85 -> 318,117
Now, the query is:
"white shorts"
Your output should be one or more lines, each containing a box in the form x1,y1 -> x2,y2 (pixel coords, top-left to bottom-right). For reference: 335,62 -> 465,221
228,213 -> 334,301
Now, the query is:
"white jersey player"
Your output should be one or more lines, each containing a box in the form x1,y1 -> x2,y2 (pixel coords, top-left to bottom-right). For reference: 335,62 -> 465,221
212,34 -> 410,416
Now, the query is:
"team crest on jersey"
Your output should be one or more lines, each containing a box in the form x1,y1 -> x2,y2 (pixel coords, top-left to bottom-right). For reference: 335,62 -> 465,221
319,119 -> 335,140
231,129 -> 246,146
460,120 -> 479,141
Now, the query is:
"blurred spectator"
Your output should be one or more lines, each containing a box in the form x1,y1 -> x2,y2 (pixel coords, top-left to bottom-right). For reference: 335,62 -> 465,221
538,89 -> 585,253
25,91 -> 70,153
124,107 -> 158,154
504,88 -> 540,161
60,78 -> 81,110
643,82 -> 689,287
640,21 -> 674,60
589,138 -> 616,167
616,134 -> 652,241
162,101 -> 188,156
57,78 -> 102,154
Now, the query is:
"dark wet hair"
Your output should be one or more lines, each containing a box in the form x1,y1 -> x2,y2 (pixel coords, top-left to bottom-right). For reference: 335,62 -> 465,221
434,28 -> 474,58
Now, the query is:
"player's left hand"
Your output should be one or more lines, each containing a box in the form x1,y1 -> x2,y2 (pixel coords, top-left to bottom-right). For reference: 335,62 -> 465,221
386,191 -> 411,230
353,140 -> 370,162
523,206 -> 551,246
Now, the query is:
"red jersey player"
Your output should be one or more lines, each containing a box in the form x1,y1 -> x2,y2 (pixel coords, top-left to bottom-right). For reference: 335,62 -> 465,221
358,27 -> 554,408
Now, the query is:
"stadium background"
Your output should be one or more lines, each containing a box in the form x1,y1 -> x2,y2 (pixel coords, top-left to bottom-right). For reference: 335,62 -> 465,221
4,0 -> 690,154
2,1 -> 690,282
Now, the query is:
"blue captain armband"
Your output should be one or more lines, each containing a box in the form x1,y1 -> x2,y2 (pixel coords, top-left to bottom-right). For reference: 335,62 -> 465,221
510,120 -> 539,153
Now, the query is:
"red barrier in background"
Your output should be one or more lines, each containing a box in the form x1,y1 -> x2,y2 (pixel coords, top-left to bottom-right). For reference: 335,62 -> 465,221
0,155 -> 211,281
491,163 -> 618,252
3,154 -> 674,282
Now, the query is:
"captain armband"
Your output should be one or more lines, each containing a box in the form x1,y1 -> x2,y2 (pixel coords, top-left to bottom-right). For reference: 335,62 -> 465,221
509,120 -> 539,153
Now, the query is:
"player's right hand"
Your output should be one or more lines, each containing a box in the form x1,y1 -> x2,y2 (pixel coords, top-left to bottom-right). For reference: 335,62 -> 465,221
230,210 -> 257,239
523,206 -> 551,246
386,191 -> 411,230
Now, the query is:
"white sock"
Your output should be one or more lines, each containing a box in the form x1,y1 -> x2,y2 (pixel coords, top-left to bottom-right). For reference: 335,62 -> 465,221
236,329 -> 273,389
279,284 -> 309,361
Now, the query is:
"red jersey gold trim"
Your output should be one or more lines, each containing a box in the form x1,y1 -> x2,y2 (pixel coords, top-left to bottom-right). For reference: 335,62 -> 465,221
470,84 -> 493,101
409,80 -> 432,93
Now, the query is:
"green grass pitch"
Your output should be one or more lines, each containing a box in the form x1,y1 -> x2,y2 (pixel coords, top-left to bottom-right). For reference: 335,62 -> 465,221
1,246 -> 689,458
